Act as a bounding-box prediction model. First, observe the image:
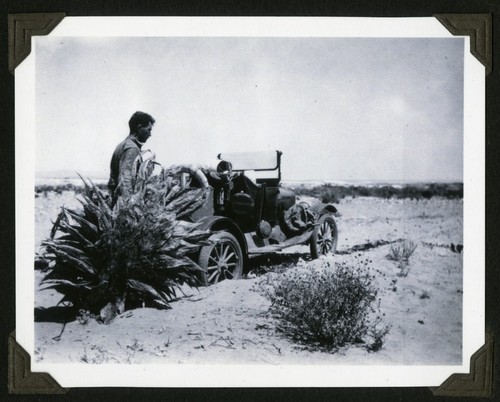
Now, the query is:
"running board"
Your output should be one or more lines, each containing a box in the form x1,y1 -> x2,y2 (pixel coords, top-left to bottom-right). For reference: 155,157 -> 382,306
246,230 -> 313,255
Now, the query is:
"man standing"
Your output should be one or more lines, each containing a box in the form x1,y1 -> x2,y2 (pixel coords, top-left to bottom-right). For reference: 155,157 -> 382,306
108,111 -> 155,204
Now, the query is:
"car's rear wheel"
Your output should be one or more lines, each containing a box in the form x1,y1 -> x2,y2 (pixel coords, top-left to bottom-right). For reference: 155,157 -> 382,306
310,214 -> 338,259
198,232 -> 243,285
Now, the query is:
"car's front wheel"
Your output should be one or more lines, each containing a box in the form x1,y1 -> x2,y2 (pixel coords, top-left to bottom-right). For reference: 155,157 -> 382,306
198,232 -> 243,285
310,214 -> 338,259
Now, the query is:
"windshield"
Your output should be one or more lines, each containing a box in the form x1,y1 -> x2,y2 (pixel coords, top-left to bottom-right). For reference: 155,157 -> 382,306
217,151 -> 280,171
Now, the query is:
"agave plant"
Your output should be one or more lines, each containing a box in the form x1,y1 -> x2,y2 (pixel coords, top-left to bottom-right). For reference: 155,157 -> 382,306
38,154 -> 211,323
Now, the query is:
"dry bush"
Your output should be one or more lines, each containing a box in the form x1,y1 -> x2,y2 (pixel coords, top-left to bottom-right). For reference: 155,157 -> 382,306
387,240 -> 418,277
289,182 -> 463,202
263,261 -> 389,352
387,240 -> 417,262
37,155 -> 211,323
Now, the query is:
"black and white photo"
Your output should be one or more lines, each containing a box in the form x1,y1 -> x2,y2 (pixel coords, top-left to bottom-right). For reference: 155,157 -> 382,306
16,17 -> 484,388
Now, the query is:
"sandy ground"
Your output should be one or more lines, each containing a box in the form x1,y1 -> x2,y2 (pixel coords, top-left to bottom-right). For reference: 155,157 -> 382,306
34,192 -> 463,365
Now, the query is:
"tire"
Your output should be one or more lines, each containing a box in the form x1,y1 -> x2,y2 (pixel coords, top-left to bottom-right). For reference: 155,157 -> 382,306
310,214 -> 338,259
198,232 -> 243,285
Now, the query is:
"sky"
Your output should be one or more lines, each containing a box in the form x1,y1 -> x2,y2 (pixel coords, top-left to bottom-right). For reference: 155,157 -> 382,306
35,36 -> 464,183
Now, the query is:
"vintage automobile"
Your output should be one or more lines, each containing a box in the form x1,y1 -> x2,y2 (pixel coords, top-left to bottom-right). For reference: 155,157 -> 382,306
179,150 -> 338,285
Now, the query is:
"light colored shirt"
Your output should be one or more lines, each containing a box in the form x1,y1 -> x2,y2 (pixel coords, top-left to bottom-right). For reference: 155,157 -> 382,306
108,135 -> 142,199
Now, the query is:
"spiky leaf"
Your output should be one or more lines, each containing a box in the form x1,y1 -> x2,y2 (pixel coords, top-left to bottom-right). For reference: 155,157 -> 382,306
37,155 -> 212,322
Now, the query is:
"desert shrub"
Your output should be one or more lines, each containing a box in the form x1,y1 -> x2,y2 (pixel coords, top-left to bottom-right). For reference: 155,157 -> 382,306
37,155 -> 211,323
373,186 -> 398,199
35,183 -> 109,196
387,240 -> 418,277
263,261 -> 389,352
319,186 -> 340,204
387,240 -> 417,262
287,183 -> 463,201
420,291 -> 431,299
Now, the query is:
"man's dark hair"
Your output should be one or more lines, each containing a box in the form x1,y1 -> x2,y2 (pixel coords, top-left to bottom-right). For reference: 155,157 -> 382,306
128,111 -> 155,133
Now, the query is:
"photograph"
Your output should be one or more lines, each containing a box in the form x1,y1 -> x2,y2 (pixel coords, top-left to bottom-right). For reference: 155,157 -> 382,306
15,16 -> 485,388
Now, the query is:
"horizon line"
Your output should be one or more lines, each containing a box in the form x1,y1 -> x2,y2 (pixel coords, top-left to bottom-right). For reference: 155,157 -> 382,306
34,175 -> 464,186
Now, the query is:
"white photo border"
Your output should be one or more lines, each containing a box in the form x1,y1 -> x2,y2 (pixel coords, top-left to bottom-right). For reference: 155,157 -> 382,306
16,16 -> 485,388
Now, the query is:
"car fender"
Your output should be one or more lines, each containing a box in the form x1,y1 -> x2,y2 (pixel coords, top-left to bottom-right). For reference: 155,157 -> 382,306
309,202 -> 338,216
196,216 -> 248,256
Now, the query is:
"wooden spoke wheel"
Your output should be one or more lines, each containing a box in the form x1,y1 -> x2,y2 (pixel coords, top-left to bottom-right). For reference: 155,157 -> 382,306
198,232 -> 243,285
310,214 -> 338,259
